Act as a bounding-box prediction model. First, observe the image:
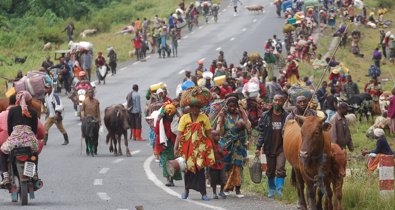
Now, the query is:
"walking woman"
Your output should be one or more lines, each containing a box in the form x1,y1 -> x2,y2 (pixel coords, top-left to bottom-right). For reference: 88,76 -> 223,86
174,86 -> 215,201
154,102 -> 182,186
216,95 -> 251,198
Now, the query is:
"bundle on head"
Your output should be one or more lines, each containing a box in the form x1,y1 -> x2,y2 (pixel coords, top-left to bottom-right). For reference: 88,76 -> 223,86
180,86 -> 211,107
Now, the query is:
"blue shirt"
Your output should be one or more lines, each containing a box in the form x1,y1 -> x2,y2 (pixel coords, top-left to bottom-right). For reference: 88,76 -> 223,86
129,91 -> 141,114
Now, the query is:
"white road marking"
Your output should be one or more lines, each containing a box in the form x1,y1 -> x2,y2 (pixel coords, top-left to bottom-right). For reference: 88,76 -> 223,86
146,55 -> 151,59
99,167 -> 110,174
120,67 -> 126,71
219,12 -> 222,15
198,26 -> 203,30
112,158 -> 124,164
230,37 -> 235,41
93,179 -> 103,186
97,192 -> 111,201
77,122 -> 82,126
223,9 -> 227,12
216,47 -> 222,51
242,28 -> 247,32
253,19 -> 257,23
131,150 -> 141,155
133,61 -> 140,65
191,31 -> 195,34
178,69 -> 185,74
183,35 -> 189,39
117,209 -> 129,210
143,156 -> 226,210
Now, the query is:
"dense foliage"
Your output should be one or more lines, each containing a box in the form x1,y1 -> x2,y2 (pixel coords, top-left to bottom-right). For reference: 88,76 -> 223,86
0,0 -> 124,49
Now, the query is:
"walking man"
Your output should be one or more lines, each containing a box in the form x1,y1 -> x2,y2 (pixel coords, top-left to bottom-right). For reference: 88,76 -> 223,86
256,94 -> 288,198
108,47 -> 117,75
126,84 -> 144,141
44,84 -> 69,145
81,89 -> 101,156
330,102 -> 354,151
63,22 -> 75,42
231,0 -> 243,16
81,50 -> 93,81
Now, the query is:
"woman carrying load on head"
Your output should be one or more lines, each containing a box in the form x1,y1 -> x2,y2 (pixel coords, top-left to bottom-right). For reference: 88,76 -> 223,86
216,95 -> 251,198
285,55 -> 299,85
154,102 -> 182,187
174,86 -> 215,201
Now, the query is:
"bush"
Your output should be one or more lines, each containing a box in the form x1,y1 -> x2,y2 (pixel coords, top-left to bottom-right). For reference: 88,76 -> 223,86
377,0 -> 393,8
37,29 -> 63,44
89,15 -> 112,33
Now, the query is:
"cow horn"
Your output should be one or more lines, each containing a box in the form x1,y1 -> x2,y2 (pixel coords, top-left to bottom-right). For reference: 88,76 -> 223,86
295,115 -> 305,125
116,110 -> 120,118
320,115 -> 327,124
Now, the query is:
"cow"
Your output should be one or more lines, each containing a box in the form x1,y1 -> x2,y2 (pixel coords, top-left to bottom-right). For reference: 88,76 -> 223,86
80,29 -> 97,38
284,116 -> 346,210
104,104 -> 132,156
15,56 -> 27,64
284,116 -> 333,210
0,98 -> 42,118
81,116 -> 100,156
344,93 -> 373,122
330,143 -> 347,210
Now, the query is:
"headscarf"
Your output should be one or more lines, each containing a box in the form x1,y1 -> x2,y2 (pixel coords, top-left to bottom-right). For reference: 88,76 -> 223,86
16,91 -> 32,118
162,101 -> 177,116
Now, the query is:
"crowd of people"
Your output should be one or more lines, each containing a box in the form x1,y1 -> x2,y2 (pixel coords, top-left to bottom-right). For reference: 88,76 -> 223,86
1,0 -> 394,206
138,0 -> 395,202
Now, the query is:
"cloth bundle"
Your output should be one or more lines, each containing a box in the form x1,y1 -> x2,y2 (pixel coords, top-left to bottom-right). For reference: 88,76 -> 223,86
180,86 -> 212,107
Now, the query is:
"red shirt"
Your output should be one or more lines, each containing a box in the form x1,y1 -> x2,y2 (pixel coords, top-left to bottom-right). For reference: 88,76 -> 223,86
95,56 -> 106,67
154,117 -> 176,154
211,144 -> 227,170
133,36 -> 142,49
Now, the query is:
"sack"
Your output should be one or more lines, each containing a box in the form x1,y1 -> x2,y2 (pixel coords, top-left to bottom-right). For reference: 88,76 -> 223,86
368,65 -> 381,78
249,155 -> 262,184
14,76 -> 27,92
288,84 -> 313,105
25,75 -> 45,97
98,66 -> 107,78
283,24 -> 295,33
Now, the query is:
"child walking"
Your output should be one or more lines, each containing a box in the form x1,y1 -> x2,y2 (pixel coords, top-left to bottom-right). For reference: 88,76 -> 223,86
209,130 -> 228,199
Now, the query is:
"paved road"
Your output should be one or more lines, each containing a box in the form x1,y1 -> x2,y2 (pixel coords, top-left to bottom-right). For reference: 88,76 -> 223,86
0,0 -> 296,209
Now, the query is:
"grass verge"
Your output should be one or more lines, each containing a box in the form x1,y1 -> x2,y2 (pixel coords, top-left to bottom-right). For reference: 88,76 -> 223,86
243,0 -> 395,208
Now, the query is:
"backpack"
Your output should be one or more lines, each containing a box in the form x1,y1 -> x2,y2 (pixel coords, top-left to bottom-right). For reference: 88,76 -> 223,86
368,64 -> 381,78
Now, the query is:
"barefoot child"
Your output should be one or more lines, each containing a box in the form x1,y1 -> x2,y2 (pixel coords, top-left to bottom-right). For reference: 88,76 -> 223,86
210,130 -> 228,199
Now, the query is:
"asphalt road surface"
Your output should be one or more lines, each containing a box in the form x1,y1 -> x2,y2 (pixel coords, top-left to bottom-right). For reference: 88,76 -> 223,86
0,0 -> 297,209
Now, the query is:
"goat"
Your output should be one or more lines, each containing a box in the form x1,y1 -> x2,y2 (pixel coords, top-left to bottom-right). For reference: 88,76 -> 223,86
15,56 -> 27,64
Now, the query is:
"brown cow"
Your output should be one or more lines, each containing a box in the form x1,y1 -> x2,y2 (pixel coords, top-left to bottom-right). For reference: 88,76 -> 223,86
104,104 -> 131,156
329,144 -> 347,210
284,116 -> 333,210
0,98 -> 42,118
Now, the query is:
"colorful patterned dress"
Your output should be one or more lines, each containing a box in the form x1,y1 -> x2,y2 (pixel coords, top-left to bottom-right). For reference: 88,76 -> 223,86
177,113 -> 215,193
220,113 -> 247,191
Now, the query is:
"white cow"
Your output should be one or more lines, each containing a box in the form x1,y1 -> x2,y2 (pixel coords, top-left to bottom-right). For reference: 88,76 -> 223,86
80,29 -> 97,38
